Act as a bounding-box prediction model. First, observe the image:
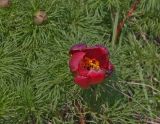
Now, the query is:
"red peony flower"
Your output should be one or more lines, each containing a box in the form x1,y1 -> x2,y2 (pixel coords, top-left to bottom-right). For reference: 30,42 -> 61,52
69,43 -> 114,89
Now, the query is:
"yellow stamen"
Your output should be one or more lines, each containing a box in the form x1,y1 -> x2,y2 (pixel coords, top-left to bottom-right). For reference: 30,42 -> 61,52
83,57 -> 100,70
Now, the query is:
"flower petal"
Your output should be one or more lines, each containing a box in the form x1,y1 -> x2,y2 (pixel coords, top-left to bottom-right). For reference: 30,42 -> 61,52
106,62 -> 114,75
78,67 -> 89,76
85,46 -> 109,69
95,44 -> 110,55
69,52 -> 85,72
87,69 -> 105,85
74,75 -> 90,89
85,45 -> 109,57
98,55 -> 109,69
69,43 -> 87,54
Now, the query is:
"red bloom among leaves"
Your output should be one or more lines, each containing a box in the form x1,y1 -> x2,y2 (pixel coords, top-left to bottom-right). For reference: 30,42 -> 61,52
69,44 -> 114,89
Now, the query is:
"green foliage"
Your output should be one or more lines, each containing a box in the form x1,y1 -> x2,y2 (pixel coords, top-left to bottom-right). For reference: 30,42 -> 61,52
0,0 -> 160,123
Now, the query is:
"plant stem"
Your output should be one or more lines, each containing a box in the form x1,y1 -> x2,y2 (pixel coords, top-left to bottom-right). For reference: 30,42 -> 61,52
116,0 -> 141,40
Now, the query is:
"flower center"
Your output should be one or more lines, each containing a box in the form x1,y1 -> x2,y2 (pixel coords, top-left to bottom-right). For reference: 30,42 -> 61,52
82,57 -> 100,70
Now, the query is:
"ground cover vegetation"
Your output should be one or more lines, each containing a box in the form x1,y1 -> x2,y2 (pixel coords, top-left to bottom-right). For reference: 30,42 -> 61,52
0,0 -> 160,123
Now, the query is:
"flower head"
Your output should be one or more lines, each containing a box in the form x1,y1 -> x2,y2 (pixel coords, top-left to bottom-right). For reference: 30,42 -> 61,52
34,10 -> 47,25
69,43 -> 114,89
0,0 -> 11,8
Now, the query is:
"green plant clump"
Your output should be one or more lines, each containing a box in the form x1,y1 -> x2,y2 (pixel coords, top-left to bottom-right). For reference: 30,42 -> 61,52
0,0 -> 160,123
